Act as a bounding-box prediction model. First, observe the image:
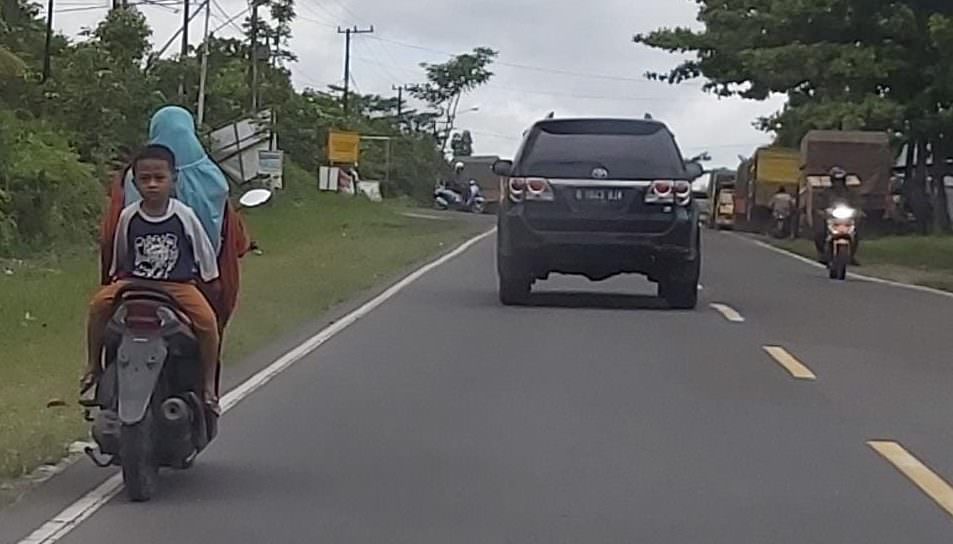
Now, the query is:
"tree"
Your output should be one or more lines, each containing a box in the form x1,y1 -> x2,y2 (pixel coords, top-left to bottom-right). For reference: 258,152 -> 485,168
47,8 -> 162,163
634,0 -> 953,231
450,130 -> 473,157
408,47 -> 497,150
267,0 -> 297,65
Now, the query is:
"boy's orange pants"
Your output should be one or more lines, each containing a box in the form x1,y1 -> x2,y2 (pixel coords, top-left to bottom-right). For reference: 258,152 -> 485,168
87,280 -> 220,396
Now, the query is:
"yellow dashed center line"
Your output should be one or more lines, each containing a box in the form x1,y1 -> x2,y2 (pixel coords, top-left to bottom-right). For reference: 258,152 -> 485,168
762,346 -> 817,380
868,441 -> 953,519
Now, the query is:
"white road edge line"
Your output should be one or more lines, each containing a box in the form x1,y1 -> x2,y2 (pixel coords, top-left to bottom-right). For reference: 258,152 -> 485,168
16,228 -> 497,544
709,303 -> 745,323
732,233 -> 953,300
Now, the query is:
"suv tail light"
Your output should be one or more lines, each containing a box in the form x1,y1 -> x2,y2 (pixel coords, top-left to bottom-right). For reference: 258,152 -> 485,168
674,180 -> 692,205
508,177 -> 554,202
646,180 -> 692,206
645,180 -> 673,204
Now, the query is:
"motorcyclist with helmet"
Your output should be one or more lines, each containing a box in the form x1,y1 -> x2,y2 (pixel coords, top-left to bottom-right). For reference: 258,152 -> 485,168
813,166 -> 861,265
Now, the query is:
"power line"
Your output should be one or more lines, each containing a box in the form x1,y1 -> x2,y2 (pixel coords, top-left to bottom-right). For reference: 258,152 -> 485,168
366,34 -> 704,87
210,4 -> 248,34
349,55 -> 675,104
297,0 -> 338,25
488,83 -> 670,103
211,0 -> 244,34
296,14 -> 337,28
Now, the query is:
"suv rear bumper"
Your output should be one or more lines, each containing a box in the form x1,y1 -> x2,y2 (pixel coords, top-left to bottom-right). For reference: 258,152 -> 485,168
498,205 -> 699,279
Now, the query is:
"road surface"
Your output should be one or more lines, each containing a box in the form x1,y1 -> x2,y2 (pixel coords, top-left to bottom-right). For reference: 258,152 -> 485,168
3,230 -> 953,543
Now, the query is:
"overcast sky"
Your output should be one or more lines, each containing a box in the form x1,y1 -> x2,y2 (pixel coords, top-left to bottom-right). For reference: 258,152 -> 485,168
53,0 -> 786,169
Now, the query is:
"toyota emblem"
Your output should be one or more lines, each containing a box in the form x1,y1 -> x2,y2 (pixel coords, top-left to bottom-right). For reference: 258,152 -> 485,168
592,168 -> 609,179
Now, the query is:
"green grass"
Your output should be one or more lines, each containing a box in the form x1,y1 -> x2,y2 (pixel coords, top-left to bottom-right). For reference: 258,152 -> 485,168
0,175 -> 485,487
774,235 -> 953,291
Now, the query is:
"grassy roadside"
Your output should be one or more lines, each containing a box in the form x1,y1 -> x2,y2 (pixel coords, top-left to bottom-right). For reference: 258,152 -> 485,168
0,169 -> 486,491
772,236 -> 953,291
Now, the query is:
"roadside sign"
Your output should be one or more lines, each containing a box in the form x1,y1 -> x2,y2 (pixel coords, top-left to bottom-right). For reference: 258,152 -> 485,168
257,150 -> 284,175
328,130 -> 361,164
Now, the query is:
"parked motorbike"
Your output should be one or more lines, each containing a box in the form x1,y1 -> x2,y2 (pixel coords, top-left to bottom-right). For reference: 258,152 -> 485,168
83,188 -> 272,502
825,203 -> 857,280
434,180 -> 486,214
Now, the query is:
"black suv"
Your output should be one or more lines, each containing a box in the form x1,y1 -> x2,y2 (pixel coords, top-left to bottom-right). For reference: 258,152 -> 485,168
494,117 -> 704,308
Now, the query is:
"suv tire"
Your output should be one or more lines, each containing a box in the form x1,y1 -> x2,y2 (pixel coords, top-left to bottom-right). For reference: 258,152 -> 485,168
660,256 -> 700,310
498,256 -> 531,306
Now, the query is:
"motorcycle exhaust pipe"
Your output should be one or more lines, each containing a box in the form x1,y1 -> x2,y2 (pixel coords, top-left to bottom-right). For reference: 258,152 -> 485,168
161,397 -> 193,425
161,397 -> 196,466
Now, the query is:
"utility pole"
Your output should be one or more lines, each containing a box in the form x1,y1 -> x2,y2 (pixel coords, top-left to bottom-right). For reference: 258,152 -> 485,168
180,0 -> 189,58
250,0 -> 260,111
392,84 -> 405,122
337,25 -> 374,117
41,0 -> 53,82
177,0 -> 190,101
196,0 -> 212,125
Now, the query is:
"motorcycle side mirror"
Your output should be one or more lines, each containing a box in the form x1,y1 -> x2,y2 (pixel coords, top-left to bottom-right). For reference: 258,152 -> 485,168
492,159 -> 513,176
239,188 -> 272,208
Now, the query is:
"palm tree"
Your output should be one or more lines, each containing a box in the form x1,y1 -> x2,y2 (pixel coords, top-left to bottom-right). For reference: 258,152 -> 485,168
0,45 -> 26,79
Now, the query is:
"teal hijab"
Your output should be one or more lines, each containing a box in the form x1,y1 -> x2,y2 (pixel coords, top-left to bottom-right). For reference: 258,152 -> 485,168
124,106 -> 229,252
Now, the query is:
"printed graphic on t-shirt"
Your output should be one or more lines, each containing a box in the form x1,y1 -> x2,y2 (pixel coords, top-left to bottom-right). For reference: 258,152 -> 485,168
133,233 -> 181,279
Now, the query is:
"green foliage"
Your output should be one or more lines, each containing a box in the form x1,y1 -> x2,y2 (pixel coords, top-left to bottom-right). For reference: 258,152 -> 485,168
634,1 -> 953,144
0,0 -> 481,256
408,47 -> 497,147
0,45 -> 25,78
635,0 -> 953,231
0,112 -> 100,255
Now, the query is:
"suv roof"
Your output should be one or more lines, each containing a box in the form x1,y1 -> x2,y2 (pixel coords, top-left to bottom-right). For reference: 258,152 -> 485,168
531,117 -> 669,135
514,117 -> 688,181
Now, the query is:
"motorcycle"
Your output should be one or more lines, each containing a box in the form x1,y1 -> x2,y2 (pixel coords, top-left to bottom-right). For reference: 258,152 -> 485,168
771,208 -> 791,239
825,203 -> 857,281
434,180 -> 486,214
83,188 -> 272,502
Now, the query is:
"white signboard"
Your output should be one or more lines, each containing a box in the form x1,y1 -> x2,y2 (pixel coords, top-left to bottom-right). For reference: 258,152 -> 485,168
318,166 -> 340,192
358,181 -> 383,202
258,150 -> 283,175
208,110 -> 272,185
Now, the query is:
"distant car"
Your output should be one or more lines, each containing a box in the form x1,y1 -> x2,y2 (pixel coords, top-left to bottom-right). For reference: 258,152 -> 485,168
493,117 -> 704,308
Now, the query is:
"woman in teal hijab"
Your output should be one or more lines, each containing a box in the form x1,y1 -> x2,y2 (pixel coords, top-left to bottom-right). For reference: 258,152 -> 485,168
124,106 -> 229,253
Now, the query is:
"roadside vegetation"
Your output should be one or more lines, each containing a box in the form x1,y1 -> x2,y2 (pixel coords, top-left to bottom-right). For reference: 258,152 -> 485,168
0,0 -> 499,493
637,1 -> 953,267
0,164 -> 485,491
773,236 -> 953,292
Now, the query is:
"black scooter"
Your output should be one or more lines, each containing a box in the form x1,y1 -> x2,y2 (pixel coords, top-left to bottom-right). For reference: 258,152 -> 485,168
83,189 -> 272,501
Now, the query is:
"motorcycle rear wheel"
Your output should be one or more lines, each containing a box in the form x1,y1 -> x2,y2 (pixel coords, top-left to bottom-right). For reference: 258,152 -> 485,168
120,411 -> 158,502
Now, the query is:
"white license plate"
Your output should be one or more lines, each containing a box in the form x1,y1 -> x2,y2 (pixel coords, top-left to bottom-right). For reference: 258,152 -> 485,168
576,189 -> 624,202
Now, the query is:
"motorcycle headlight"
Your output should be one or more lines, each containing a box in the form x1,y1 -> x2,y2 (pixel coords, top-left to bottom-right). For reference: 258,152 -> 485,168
831,205 -> 855,220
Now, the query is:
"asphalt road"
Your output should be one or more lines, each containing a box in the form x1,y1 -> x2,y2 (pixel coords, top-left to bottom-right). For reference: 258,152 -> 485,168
4,229 -> 953,543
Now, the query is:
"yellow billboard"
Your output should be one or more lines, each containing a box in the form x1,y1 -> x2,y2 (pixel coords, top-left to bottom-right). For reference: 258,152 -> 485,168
328,130 -> 361,164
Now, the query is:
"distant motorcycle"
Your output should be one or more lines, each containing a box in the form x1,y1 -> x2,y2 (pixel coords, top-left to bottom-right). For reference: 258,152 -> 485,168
771,209 -> 791,239
434,180 -> 486,214
825,203 -> 858,280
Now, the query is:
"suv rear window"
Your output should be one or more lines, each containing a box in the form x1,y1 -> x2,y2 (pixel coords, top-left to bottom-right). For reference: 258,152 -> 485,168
515,119 -> 687,180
